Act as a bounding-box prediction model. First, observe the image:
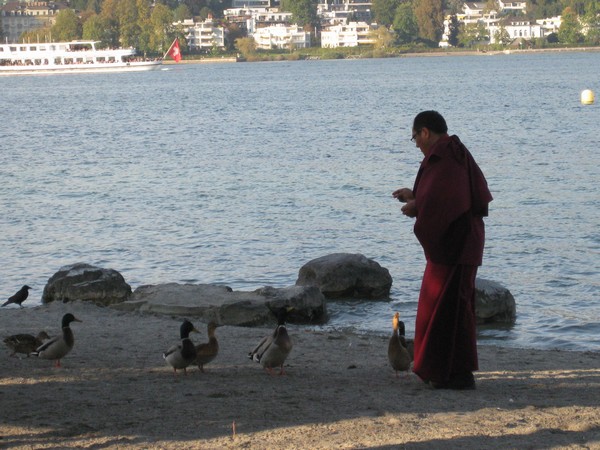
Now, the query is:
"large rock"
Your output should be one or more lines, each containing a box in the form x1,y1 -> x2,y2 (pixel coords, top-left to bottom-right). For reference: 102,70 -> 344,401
110,283 -> 328,326
42,263 -> 132,306
295,253 -> 392,299
475,278 -> 517,324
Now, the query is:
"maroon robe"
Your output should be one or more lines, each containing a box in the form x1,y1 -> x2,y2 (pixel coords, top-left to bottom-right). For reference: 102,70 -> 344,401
411,135 -> 492,384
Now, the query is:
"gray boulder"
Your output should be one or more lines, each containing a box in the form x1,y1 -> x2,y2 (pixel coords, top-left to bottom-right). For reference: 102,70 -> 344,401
42,263 -> 132,306
110,283 -> 328,326
296,253 -> 392,299
475,278 -> 517,324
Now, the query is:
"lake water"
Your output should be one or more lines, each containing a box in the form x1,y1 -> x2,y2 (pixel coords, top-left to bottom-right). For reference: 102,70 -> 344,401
1,52 -> 599,351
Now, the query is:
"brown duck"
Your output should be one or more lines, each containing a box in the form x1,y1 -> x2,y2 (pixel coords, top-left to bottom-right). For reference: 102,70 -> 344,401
195,321 -> 219,372
4,331 -> 50,357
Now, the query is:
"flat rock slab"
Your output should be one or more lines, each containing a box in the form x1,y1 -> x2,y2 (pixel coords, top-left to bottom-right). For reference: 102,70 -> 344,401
110,283 -> 327,327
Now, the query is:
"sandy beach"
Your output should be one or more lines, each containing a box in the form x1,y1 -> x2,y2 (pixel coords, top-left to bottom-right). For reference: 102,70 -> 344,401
1,300 -> 599,449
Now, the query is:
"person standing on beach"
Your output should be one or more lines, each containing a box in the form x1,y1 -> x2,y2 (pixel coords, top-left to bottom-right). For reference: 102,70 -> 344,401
393,110 -> 492,390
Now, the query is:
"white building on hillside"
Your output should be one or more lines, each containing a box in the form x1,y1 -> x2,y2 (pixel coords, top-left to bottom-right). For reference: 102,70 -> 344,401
231,0 -> 273,8
498,0 -> 527,14
252,24 -> 311,49
440,0 -> 558,46
488,20 -> 543,43
320,21 -> 374,47
536,16 -> 561,34
176,18 -> 226,51
317,0 -> 373,24
223,7 -> 292,34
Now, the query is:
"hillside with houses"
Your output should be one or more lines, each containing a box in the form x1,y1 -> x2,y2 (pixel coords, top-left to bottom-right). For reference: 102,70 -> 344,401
1,0 -> 596,55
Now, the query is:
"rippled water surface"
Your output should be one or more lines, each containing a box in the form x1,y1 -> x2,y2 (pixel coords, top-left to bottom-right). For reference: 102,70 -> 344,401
1,52 -> 599,351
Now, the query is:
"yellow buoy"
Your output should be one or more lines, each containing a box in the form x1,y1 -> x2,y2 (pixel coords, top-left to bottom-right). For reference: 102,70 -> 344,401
581,89 -> 595,105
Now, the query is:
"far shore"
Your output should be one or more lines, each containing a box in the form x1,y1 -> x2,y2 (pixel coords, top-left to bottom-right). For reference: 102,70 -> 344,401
163,46 -> 600,65
1,300 -> 599,449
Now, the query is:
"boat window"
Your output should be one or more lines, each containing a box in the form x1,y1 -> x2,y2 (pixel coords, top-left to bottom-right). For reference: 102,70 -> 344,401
10,47 -> 17,51
20,46 -> 26,51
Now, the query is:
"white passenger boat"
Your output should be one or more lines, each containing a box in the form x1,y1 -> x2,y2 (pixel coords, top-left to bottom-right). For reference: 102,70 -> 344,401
0,40 -> 162,76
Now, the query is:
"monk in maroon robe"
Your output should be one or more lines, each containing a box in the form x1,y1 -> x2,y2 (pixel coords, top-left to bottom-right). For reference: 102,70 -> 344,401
393,111 -> 492,390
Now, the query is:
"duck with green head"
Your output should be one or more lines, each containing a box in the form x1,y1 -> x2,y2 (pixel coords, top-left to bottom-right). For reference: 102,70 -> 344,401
163,319 -> 199,375
33,313 -> 82,367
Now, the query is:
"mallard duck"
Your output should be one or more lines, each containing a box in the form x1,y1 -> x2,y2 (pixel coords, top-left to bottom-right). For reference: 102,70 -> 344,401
2,285 -> 32,308
4,331 -> 50,357
195,321 -> 219,373
388,312 -> 411,377
33,313 -> 82,367
249,306 -> 293,375
163,319 -> 199,375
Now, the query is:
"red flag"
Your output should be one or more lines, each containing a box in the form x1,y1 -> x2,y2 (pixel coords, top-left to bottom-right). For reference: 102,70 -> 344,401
167,39 -> 181,63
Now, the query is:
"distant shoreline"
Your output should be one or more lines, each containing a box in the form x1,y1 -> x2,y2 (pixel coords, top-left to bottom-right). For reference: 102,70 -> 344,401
163,46 -> 600,65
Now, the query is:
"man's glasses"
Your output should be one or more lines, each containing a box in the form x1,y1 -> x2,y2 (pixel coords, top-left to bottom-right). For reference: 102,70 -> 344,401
410,129 -> 422,142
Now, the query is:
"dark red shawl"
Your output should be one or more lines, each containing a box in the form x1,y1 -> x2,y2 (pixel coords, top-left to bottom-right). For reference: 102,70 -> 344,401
412,135 -> 492,265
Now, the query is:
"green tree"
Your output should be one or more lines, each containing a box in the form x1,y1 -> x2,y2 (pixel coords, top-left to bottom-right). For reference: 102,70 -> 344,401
82,14 -> 112,44
413,0 -> 444,43
70,0 -> 88,12
235,36 -> 257,58
51,9 -> 82,41
528,0 -> 563,20
484,0 -> 499,14
494,25 -> 511,45
225,23 -> 245,51
558,6 -> 583,43
150,3 -> 175,53
199,6 -> 213,19
136,0 -> 153,53
20,27 -> 52,43
565,0 -> 586,14
86,0 -> 102,14
447,14 -> 460,46
100,0 -> 122,47
173,4 -> 192,22
445,0 -> 464,14
370,25 -> 396,48
372,0 -> 401,27
458,22 -> 488,47
393,3 -> 419,44
117,0 -> 140,47
281,0 -> 319,29
581,1 -> 600,43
